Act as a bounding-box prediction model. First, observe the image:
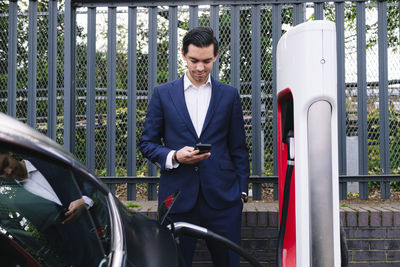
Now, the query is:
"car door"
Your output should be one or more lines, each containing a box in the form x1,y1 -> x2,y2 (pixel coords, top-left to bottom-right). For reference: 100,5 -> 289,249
0,148 -> 113,267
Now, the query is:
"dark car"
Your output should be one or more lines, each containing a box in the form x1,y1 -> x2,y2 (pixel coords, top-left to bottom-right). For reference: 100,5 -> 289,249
0,112 -> 182,267
0,113 -> 262,267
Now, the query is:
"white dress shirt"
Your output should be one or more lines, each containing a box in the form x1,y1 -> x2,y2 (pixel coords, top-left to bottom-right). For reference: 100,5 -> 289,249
165,73 -> 212,169
184,74 -> 212,137
20,160 -> 93,207
22,160 -> 62,206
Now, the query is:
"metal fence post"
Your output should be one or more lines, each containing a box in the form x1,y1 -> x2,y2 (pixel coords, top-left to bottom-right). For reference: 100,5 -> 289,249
28,0 -> 38,128
251,4 -> 262,200
272,3 -> 282,201
189,5 -> 198,30
293,2 -> 305,25
168,6 -> 178,82
335,2 -> 348,200
230,5 -> 240,90
86,7 -> 96,173
64,0 -> 77,153
314,2 -> 324,20
378,0 -> 390,199
127,6 -> 138,201
48,0 -> 58,140
147,6 -> 158,200
356,1 -> 369,199
210,5 -> 220,79
106,7 -> 117,194
7,0 -> 17,117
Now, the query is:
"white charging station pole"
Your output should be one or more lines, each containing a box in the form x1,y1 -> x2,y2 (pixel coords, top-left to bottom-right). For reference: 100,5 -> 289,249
276,20 -> 341,266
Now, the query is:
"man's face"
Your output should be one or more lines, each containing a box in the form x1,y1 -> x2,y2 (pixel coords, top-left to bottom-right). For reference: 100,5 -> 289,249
0,152 -> 27,180
182,44 -> 218,87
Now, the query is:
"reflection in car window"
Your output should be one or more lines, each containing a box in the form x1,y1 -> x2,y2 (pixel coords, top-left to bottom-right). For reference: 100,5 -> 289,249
0,151 -> 110,266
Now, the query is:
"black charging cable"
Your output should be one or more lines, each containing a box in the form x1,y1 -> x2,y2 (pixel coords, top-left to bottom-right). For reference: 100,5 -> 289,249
277,130 -> 294,267
168,222 -> 263,267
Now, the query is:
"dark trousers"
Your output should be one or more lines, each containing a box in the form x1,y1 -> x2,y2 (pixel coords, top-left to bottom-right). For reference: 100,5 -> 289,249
170,191 -> 243,267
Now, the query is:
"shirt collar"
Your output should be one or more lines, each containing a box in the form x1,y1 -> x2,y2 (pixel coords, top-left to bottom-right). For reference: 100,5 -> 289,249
15,160 -> 35,184
23,160 -> 37,174
184,72 -> 212,91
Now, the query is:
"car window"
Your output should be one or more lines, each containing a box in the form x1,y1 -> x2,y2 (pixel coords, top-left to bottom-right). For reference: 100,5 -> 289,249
0,151 -> 110,267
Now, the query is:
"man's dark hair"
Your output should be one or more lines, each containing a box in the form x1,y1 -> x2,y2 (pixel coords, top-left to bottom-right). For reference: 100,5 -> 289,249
182,27 -> 219,56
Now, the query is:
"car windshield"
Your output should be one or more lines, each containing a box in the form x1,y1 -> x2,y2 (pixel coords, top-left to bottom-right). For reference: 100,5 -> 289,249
0,151 -> 110,266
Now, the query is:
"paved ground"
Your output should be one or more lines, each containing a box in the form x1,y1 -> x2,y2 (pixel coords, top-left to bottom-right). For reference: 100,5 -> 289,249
126,200 -> 400,213
129,201 -> 281,212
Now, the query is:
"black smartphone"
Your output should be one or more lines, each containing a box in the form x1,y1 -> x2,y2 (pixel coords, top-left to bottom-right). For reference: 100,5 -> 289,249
195,143 -> 211,154
56,207 -> 69,223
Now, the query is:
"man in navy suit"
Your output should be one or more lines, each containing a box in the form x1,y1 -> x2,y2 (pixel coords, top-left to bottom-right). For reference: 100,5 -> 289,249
0,151 -> 103,266
139,27 -> 250,267
0,151 -> 91,223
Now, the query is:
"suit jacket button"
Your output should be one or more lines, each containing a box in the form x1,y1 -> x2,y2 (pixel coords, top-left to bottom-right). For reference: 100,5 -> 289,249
194,166 -> 199,172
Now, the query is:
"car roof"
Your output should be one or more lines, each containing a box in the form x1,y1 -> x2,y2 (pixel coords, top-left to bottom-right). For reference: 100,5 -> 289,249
0,113 -> 74,162
0,112 -> 107,192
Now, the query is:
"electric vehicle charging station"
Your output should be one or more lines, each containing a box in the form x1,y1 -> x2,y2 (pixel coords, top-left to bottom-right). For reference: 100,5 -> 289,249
276,20 -> 342,266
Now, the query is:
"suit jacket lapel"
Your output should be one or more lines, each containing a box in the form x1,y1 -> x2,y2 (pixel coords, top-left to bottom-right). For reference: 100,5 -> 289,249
168,76 -> 198,138
200,76 -> 222,137
27,158 -> 80,206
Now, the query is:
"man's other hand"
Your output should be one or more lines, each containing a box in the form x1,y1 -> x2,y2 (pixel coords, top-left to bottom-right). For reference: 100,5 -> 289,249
62,198 -> 86,224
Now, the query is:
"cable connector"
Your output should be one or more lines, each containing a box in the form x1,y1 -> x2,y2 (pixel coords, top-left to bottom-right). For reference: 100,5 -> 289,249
286,130 -> 295,161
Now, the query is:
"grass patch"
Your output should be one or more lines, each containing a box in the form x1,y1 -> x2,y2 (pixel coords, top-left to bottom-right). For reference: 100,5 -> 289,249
125,202 -> 142,208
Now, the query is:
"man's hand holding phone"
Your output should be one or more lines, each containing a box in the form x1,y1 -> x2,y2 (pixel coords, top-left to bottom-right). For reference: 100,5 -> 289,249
194,143 -> 212,154
174,144 -> 211,165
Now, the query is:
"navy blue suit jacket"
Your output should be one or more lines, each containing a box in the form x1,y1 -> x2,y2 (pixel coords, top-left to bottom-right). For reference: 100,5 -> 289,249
139,76 -> 250,213
28,158 -> 90,206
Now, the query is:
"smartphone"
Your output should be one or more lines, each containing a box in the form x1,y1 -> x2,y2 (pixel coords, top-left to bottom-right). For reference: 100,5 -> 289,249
56,207 -> 69,223
195,143 -> 212,154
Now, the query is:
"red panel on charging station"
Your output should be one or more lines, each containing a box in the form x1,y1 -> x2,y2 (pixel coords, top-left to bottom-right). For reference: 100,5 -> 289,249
277,89 -> 296,266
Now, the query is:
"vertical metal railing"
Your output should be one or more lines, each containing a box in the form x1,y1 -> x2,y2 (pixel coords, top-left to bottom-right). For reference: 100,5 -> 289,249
47,0 -> 58,140
86,7 -> 96,172
251,5 -> 262,200
168,6 -> 178,82
106,7 -> 117,189
314,2 -> 324,20
356,1 -> 369,199
335,2 -> 348,199
64,0 -> 77,153
7,0 -> 17,117
378,0 -> 390,199
147,6 -> 158,200
210,5 -> 220,79
293,3 -> 305,25
272,3 -> 282,200
230,5 -> 240,90
189,5 -> 198,30
127,6 -> 138,200
27,0 -> 38,128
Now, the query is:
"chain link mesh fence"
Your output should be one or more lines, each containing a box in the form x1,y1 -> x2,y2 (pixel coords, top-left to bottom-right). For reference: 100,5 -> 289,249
1,1 -> 400,196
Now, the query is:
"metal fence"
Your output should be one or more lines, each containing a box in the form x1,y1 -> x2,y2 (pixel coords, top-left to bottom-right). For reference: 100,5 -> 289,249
1,0 -> 400,201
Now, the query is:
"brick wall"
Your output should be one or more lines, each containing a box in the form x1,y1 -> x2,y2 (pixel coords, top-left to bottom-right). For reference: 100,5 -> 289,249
133,202 -> 400,266
341,205 -> 400,266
